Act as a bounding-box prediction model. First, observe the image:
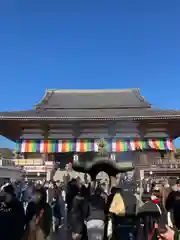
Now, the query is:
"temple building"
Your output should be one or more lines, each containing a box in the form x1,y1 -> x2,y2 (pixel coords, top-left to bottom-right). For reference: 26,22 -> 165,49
0,88 -> 180,179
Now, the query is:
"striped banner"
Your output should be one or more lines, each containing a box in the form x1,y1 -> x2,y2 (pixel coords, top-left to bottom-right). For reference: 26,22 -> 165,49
15,139 -> 175,153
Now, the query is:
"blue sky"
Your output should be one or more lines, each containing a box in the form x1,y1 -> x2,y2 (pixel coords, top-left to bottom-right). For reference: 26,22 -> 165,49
0,0 -> 180,148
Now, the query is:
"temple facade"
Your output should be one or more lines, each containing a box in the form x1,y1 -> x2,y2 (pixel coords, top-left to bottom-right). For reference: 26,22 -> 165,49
0,89 -> 180,179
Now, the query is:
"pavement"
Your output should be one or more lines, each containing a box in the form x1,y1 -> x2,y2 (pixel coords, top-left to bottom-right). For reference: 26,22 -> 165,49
52,225 -> 71,240
51,199 -> 70,239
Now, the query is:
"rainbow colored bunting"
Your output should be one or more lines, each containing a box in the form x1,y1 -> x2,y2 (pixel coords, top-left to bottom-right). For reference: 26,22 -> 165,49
15,139 -> 175,153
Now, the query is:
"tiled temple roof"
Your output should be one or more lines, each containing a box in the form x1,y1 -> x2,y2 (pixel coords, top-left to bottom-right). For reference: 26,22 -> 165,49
36,88 -> 151,109
0,88 -> 180,120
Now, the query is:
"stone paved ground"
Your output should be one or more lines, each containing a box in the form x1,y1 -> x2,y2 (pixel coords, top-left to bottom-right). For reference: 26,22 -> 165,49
51,200 -> 70,239
52,226 -> 71,240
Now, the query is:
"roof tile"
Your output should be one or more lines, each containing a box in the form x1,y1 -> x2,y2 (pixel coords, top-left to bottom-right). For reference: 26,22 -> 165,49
36,88 -> 151,109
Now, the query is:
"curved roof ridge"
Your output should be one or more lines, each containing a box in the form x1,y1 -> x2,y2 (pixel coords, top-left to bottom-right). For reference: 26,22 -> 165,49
35,89 -> 53,107
35,88 -> 151,108
132,89 -> 151,107
45,88 -> 139,93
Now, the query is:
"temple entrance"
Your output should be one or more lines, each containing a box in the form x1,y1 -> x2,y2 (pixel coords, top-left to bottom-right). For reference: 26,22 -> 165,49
53,153 -> 74,181
50,152 -> 134,183
54,153 -> 73,169
53,152 -> 95,181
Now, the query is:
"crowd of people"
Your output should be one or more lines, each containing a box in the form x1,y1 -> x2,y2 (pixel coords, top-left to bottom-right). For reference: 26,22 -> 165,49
0,176 -> 180,239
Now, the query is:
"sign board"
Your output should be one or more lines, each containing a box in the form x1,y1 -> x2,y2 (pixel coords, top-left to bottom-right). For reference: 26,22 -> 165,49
45,161 -> 54,170
15,159 -> 43,166
117,162 -> 133,168
45,161 -> 54,166
23,165 -> 47,173
33,159 -> 43,165
140,169 -> 144,180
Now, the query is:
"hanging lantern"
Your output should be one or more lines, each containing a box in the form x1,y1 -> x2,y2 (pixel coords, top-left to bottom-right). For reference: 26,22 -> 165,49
110,153 -> 116,161
73,154 -> 79,164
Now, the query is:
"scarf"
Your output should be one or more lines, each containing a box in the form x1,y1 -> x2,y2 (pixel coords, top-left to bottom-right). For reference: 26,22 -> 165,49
148,197 -> 161,239
152,199 -> 160,204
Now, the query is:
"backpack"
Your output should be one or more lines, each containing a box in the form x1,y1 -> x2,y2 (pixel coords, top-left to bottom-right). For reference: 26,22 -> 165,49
109,193 -> 125,216
109,191 -> 136,217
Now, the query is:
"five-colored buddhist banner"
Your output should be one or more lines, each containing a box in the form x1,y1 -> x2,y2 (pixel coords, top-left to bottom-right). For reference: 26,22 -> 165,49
15,139 -> 175,153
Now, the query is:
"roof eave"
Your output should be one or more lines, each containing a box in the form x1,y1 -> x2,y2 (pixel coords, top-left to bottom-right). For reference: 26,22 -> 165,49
35,89 -> 52,107
1,115 -> 180,120
132,89 -> 151,108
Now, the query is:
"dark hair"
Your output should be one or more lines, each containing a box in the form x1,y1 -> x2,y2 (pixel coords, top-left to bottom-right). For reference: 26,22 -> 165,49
79,185 -> 87,197
176,179 -> 180,185
4,184 -> 15,197
35,187 -> 47,205
111,187 -> 117,194
95,187 -> 103,195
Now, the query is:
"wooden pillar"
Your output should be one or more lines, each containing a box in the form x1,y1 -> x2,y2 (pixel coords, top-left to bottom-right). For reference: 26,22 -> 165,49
159,151 -> 165,166
134,152 -> 140,179
41,124 -> 54,180
136,123 -> 147,179
169,151 -> 176,168
43,153 -> 57,182
134,151 -> 148,179
42,153 -> 48,164
49,154 -> 57,181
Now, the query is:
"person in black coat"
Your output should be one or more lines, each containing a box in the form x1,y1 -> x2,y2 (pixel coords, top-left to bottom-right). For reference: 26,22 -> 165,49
66,178 -> 79,212
71,185 -> 89,240
0,184 -> 25,240
86,187 -> 106,240
110,187 -> 138,240
165,182 -> 180,231
137,186 -> 168,240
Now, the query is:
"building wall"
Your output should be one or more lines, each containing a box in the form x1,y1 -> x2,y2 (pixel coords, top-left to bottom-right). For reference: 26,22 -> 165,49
136,151 -> 171,166
15,153 -> 47,177
0,167 -> 22,180
21,120 -> 170,139
116,152 -> 134,167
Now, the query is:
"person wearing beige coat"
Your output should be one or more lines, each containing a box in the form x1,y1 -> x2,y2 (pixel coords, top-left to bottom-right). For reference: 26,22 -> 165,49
24,187 -> 52,240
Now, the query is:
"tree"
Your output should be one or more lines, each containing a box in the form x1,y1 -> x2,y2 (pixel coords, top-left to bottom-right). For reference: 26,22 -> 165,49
0,148 -> 14,159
